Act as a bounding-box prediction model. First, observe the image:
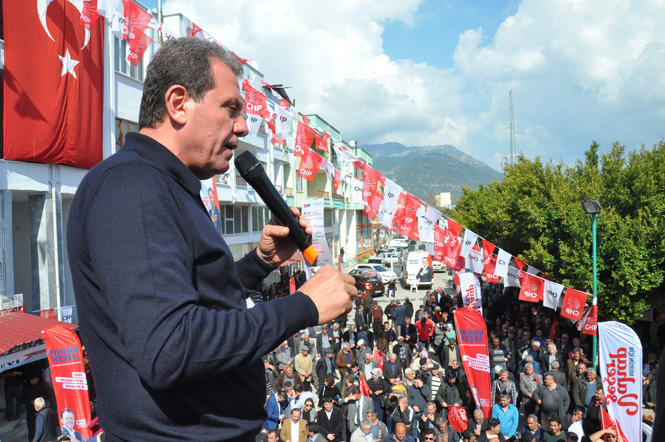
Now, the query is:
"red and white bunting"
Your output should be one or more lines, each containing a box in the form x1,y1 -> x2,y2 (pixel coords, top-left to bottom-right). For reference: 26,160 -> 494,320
495,248 -> 511,280
460,229 -> 479,259
459,272 -> 482,316
377,179 -> 402,228
519,273 -> 545,302
543,280 -> 565,311
243,81 -> 270,119
560,288 -> 589,321
398,193 -> 422,240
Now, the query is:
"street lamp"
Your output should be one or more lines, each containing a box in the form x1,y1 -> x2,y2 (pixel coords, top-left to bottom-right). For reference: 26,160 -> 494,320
582,200 -> 601,368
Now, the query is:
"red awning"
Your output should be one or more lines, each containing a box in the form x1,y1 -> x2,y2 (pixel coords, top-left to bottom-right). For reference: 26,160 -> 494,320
280,252 -> 304,267
0,312 -> 78,354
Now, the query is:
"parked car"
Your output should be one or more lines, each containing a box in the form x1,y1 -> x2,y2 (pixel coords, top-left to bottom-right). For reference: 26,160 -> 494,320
349,269 -> 385,297
380,252 -> 401,267
354,264 -> 398,284
432,260 -> 445,272
388,237 -> 409,248
367,257 -> 384,266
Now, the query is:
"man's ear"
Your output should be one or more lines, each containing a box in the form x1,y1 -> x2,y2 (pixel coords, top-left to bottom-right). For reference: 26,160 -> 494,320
164,85 -> 189,125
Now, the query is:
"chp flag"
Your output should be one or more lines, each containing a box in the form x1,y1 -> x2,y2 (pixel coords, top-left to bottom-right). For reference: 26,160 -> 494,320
458,272 -> 482,316
454,307 -> 492,419
598,321 -> 642,442
44,326 -> 93,441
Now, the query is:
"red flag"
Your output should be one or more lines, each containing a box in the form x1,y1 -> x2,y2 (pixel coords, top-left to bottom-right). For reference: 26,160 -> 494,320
359,374 -> 371,397
448,405 -> 468,433
3,0 -> 104,169
301,115 -> 311,125
581,304 -> 598,335
314,135 -> 329,153
333,168 -> 342,192
191,22 -> 204,38
231,51 -> 248,65
391,192 -> 407,232
398,193 -> 421,240
122,1 -> 151,53
362,166 -> 386,219
371,349 -> 385,371
514,257 -> 527,270
295,121 -> 316,157
80,0 -> 101,26
549,317 -> 558,341
298,145 -> 322,182
561,288 -> 589,321
600,406 -> 629,441
518,273 -> 545,303
289,277 -> 296,295
454,307 -> 493,418
44,326 -> 93,441
434,225 -> 446,261
40,309 -> 56,320
127,31 -> 153,67
279,99 -> 290,110
243,82 -> 270,119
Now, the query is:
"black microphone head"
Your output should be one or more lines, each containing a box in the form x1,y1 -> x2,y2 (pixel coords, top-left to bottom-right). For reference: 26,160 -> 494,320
234,151 -> 262,180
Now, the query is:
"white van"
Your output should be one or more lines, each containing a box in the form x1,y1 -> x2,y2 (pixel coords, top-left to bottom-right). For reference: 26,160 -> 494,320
404,251 -> 434,289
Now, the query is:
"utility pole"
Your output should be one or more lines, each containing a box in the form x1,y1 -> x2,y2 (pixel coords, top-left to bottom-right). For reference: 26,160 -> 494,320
509,89 -> 516,165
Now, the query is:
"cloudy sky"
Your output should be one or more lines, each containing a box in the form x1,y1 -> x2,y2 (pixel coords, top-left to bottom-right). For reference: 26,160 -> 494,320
152,0 -> 665,171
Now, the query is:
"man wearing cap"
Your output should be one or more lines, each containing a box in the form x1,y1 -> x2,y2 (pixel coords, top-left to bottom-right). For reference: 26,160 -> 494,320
337,343 -> 356,377
278,341 -> 294,371
356,339 -> 372,363
393,336 -> 411,369
428,364 -> 444,401
316,348 -> 338,393
360,352 -> 379,379
295,344 -> 314,391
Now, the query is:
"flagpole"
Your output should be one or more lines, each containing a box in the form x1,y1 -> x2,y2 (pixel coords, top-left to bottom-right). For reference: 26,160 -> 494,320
591,212 -> 598,368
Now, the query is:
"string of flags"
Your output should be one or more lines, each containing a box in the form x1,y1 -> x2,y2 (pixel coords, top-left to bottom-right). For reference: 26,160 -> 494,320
77,0 -> 596,334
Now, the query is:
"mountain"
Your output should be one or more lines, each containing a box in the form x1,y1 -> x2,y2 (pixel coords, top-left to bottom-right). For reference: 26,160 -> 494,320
360,142 -> 503,203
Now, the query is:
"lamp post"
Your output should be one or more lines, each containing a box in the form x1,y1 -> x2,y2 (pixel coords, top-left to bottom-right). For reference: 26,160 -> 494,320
582,200 -> 601,368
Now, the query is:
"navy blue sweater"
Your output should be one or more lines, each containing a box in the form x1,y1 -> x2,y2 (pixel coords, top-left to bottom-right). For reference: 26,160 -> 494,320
67,133 -> 319,441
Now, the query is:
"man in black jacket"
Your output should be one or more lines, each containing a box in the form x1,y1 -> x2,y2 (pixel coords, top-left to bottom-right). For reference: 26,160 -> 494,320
33,397 -> 59,442
317,398 -> 345,442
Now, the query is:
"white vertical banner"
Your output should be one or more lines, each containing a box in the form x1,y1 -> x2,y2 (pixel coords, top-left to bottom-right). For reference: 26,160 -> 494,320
286,132 -> 297,167
418,205 -> 441,244
598,321 -> 642,442
465,246 -> 484,274
543,280 -> 565,310
321,158 -> 335,182
377,179 -> 402,228
495,248 -> 511,279
349,177 -> 364,205
246,114 -> 263,137
275,105 -> 295,139
460,229 -> 479,258
458,272 -> 482,316
301,198 -> 333,266
504,266 -> 521,288
59,306 -> 73,323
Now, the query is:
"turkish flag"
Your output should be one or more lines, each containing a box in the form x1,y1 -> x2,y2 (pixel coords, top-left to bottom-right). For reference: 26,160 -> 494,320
519,273 -> 545,303
561,288 -> 589,321
3,0 -> 104,169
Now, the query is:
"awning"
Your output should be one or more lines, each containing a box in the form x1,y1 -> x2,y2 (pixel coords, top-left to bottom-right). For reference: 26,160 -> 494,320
0,312 -> 78,373
280,252 -> 304,267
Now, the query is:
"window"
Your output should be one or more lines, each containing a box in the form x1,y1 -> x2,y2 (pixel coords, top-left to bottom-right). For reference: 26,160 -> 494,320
252,206 -> 270,232
115,118 -> 139,151
114,36 -> 145,81
221,205 -> 249,235
324,209 -> 332,227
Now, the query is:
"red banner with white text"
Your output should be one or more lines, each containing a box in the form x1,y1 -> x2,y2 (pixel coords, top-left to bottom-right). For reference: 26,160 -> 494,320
561,288 -> 589,321
454,307 -> 492,418
44,326 -> 93,441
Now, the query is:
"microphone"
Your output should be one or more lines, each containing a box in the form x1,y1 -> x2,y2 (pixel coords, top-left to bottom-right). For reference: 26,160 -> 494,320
234,151 -> 318,265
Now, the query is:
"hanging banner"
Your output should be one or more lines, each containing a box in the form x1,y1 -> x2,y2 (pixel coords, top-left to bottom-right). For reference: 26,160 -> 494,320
514,257 -> 527,271
481,240 -> 501,284
561,288 -> 589,321
297,146 -> 322,182
243,81 -> 270,119
518,273 -> 544,303
362,166 -> 385,220
598,321 -> 642,442
390,192 -> 407,232
460,229 -> 479,259
377,179 -> 402,228
301,198 -> 333,266
350,177 -> 364,205
44,326 -> 93,441
295,121 -> 316,157
465,245 -> 484,274
454,308 -> 492,419
495,249 -> 511,280
398,193 -> 421,240
459,273 -> 482,316
504,266 -> 521,288
581,303 -> 598,336
59,306 -> 74,323
543,280 -> 565,311
275,102 -> 295,139
434,225 -> 447,262
418,205 -> 441,244
371,349 -> 385,371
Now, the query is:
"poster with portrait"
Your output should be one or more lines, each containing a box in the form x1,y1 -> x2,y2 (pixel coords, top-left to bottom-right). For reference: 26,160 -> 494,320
200,178 -> 222,235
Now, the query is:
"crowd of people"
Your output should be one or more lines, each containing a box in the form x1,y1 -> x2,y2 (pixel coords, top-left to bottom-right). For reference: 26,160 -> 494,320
259,280 -> 658,442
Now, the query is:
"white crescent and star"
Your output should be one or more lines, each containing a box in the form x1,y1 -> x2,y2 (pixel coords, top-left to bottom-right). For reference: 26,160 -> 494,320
37,0 -> 92,79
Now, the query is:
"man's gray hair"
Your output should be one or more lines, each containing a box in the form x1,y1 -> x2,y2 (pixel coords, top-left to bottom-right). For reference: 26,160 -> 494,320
139,37 -> 243,129
527,414 -> 539,422
525,355 -> 534,363
552,361 -> 560,370
525,363 -> 533,370
360,418 -> 372,430
34,397 -> 46,410
473,409 -> 484,419
587,368 -> 596,375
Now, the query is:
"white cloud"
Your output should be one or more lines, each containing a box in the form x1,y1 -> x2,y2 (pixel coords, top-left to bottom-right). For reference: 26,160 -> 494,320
163,0 -> 665,170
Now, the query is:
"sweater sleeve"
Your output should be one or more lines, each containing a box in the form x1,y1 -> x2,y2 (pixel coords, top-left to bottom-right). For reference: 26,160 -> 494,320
75,166 -> 319,391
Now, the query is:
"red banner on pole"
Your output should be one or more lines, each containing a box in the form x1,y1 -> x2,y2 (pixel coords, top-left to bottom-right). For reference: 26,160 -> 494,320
371,349 -> 385,371
448,404 -> 468,433
44,326 -> 93,441
453,307 -> 492,418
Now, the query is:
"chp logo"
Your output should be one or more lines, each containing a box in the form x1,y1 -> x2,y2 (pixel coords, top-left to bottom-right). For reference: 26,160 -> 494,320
565,296 -> 582,318
522,279 -> 540,299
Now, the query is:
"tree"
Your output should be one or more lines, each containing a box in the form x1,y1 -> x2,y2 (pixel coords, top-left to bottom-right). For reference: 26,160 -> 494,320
450,141 -> 665,324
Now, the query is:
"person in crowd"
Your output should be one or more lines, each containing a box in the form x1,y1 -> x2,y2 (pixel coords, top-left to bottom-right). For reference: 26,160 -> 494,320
476,417 -> 502,442
278,341 -> 295,372
534,374 -> 570,432
264,391 -> 289,431
292,384 -> 318,412
371,301 -> 385,335
1,368 -> 24,421
541,343 -> 565,374
356,307 -> 367,330
491,393 -> 519,440
491,369 -> 518,406
350,418 -> 374,442
393,337 -> 412,369
307,422 -> 327,442
542,416 -> 565,442
379,321 -> 398,350
567,362 -> 587,393
440,339 -> 462,370
582,388 -> 607,436
367,409 -> 390,441
469,409 -> 488,438
19,374 -> 51,442
488,338 -> 510,376
402,317 -> 419,350
384,353 -> 405,385
461,429 -> 477,442
33,397 -> 59,442
572,368 -> 598,412
319,376 -> 342,405
415,316 -> 435,351
520,414 -> 545,441
384,422 -> 416,442
392,397 -> 416,435
428,364 -> 445,402
501,327 -> 519,373
337,343 -> 356,377
643,352 -> 658,407
265,358 -> 280,397
277,365 -> 305,392
317,397 -> 345,442
548,361 -> 567,389
356,340 -> 372,363
281,408 -> 308,442
567,407 -> 585,441
435,370 -> 463,419
302,398 -> 317,424
367,368 -> 390,421
418,402 -> 443,436
520,363 -> 543,417
318,327 -> 334,358
360,352 -> 378,380
316,349 -> 338,395
347,385 -> 373,435
295,344 -> 314,391
406,377 -> 430,438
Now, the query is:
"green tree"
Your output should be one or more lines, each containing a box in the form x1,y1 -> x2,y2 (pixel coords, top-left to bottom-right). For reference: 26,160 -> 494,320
450,141 -> 665,324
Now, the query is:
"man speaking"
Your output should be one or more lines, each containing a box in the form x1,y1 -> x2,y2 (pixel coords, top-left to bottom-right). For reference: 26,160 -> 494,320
68,38 -> 357,441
